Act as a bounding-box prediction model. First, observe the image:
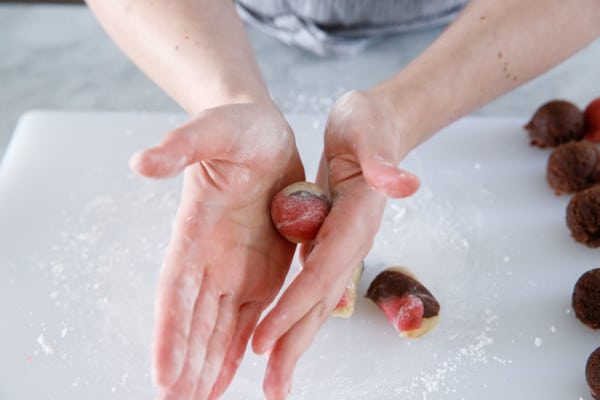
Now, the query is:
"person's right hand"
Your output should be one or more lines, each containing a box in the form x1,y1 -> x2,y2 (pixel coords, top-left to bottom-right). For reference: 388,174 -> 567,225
252,90 -> 422,399
130,102 -> 305,400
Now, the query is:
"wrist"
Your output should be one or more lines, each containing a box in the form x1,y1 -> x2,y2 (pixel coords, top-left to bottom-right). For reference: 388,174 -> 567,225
185,82 -> 274,116
369,57 -> 473,146
367,80 -> 436,153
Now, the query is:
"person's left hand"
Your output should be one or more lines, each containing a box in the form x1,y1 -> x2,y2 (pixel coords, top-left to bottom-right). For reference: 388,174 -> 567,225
252,90 -> 422,399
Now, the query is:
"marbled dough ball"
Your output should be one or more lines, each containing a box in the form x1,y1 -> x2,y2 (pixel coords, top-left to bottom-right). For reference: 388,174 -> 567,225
270,181 -> 331,243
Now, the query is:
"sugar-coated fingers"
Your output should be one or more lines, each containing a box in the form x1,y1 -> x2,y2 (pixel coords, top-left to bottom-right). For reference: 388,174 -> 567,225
262,301 -> 332,400
208,301 -> 264,399
129,113 -> 232,178
190,295 -> 238,400
152,199 -> 207,387
153,268 -> 200,388
156,284 -> 220,400
253,183 -> 386,389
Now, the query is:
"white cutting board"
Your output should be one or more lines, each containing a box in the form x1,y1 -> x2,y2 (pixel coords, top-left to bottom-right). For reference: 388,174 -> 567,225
0,111 -> 598,400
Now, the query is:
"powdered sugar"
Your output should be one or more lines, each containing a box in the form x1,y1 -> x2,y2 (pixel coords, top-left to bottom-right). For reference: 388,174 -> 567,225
37,333 -> 55,355
25,173 -> 180,396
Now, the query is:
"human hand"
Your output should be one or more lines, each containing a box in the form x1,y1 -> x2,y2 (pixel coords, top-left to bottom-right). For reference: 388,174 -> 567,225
130,103 -> 304,400
252,90 -> 421,399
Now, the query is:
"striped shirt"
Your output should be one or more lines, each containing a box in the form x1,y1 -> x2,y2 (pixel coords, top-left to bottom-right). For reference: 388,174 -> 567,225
236,0 -> 467,55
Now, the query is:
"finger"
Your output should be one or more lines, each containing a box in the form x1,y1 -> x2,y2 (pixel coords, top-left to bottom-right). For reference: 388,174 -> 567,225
153,189 -> 210,387
297,242 -> 314,269
298,153 -> 329,265
324,95 -> 419,199
301,156 -> 412,269
361,158 -> 420,198
251,263 -> 349,357
156,282 -> 220,400
253,185 -> 385,355
314,152 -> 330,195
263,302 -> 330,400
129,115 -> 233,178
192,295 -> 238,400
209,301 -> 264,400
153,268 -> 201,388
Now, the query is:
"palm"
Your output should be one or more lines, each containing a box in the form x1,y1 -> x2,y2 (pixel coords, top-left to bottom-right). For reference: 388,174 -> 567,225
251,91 -> 421,400
132,103 -> 304,400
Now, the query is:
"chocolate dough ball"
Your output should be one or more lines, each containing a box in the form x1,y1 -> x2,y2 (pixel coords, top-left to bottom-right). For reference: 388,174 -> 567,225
525,100 -> 585,148
547,141 -> 600,195
587,347 -> 600,399
567,185 -> 600,247
573,268 -> 600,329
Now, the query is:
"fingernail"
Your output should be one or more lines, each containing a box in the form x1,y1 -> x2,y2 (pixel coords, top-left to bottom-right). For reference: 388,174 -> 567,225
370,166 -> 420,197
372,166 -> 416,187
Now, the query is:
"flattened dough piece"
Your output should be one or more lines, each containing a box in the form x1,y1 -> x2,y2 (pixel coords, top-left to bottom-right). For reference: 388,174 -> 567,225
366,267 -> 440,338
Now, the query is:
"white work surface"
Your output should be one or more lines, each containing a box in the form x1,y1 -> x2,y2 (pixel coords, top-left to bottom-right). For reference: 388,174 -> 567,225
0,111 -> 599,399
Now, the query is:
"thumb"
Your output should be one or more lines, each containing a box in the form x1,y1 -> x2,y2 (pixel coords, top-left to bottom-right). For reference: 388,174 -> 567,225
361,158 -> 420,198
129,117 -> 229,178
129,144 -> 194,178
129,145 -> 192,178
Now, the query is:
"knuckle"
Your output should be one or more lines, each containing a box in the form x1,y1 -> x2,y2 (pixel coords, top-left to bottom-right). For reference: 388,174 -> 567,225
313,300 -> 329,321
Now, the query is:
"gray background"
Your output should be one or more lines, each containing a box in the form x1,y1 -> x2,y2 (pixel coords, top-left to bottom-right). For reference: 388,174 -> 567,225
1,3 -> 600,157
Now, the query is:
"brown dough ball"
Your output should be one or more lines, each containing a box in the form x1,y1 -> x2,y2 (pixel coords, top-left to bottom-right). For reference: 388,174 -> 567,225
573,268 -> 600,329
547,141 -> 600,195
525,100 -> 585,148
567,185 -> 600,247
587,347 -> 600,399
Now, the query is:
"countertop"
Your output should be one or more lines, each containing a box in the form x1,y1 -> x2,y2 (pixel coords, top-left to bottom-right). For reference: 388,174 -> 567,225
3,112 -> 599,400
2,3 -> 600,159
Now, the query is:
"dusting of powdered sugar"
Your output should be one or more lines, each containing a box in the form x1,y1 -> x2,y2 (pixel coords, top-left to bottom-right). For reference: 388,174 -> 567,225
29,169 -> 181,397
12,113 -> 536,399
37,333 -> 55,355
222,176 -> 508,399
312,179 -> 510,400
